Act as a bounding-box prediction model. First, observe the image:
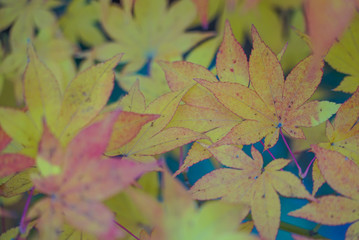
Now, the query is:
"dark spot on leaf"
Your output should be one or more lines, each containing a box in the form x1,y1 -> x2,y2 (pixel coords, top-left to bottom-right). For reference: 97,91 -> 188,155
262,194 -> 265,198
230,68 -> 234,72
82,91 -> 87,96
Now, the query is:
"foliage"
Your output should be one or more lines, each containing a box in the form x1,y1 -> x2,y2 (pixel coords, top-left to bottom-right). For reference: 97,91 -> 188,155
0,0 -> 358,239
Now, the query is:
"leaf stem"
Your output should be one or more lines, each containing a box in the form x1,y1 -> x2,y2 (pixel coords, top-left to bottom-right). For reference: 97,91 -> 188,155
302,156 -> 316,179
114,220 -> 140,240
279,128 -> 302,176
260,140 -> 276,160
19,187 -> 34,234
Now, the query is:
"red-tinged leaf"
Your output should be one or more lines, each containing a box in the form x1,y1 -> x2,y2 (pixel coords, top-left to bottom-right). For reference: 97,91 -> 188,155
106,111 -> 160,152
65,111 -> 121,166
304,0 -> 356,60
251,176 -> 280,240
311,159 -> 325,196
24,44 -> 62,131
346,220 -> 359,240
0,154 -> 35,178
312,145 -> 359,200
59,158 -> 159,201
29,112 -> 157,239
192,0 -> 209,29
38,124 -> 65,170
61,196 -> 121,239
55,54 -> 122,144
289,195 -> 359,225
216,20 -> 249,86
158,60 -> 217,92
196,25 -> 339,149
0,126 -> 11,152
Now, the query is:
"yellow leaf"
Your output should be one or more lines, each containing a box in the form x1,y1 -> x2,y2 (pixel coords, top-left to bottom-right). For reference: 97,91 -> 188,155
55,54 -> 122,144
24,44 -> 62,131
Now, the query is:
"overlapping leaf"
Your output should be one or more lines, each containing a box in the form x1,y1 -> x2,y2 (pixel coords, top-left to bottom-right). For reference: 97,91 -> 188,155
128,170 -> 256,240
196,23 -> 339,149
190,145 -> 314,240
319,87 -> 359,165
106,81 -> 207,161
326,13 -> 359,93
304,0 -> 356,63
28,111 -> 158,240
0,126 -> 34,179
290,145 -> 359,239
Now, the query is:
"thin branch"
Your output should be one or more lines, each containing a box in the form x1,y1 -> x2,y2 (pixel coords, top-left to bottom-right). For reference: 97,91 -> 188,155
114,220 -> 140,240
279,128 -> 302,176
19,187 -> 34,234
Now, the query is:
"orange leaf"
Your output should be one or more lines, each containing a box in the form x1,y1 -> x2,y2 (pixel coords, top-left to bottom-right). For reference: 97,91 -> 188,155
0,154 -> 35,178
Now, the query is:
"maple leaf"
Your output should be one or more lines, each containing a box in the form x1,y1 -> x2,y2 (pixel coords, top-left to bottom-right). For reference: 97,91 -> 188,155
196,24 -> 339,149
290,145 -> 359,239
319,87 -> 359,165
190,145 -> 314,240
28,111 -> 158,240
59,0 -> 105,47
106,81 -> 207,161
98,0 -> 212,74
0,45 -> 122,196
128,170 -> 257,240
0,0 -> 61,48
325,13 -> 359,93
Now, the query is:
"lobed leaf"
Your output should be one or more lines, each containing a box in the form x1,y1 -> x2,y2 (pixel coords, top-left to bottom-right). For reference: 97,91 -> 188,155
312,145 -> 359,200
289,195 -> 359,225
55,54 -> 122,144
